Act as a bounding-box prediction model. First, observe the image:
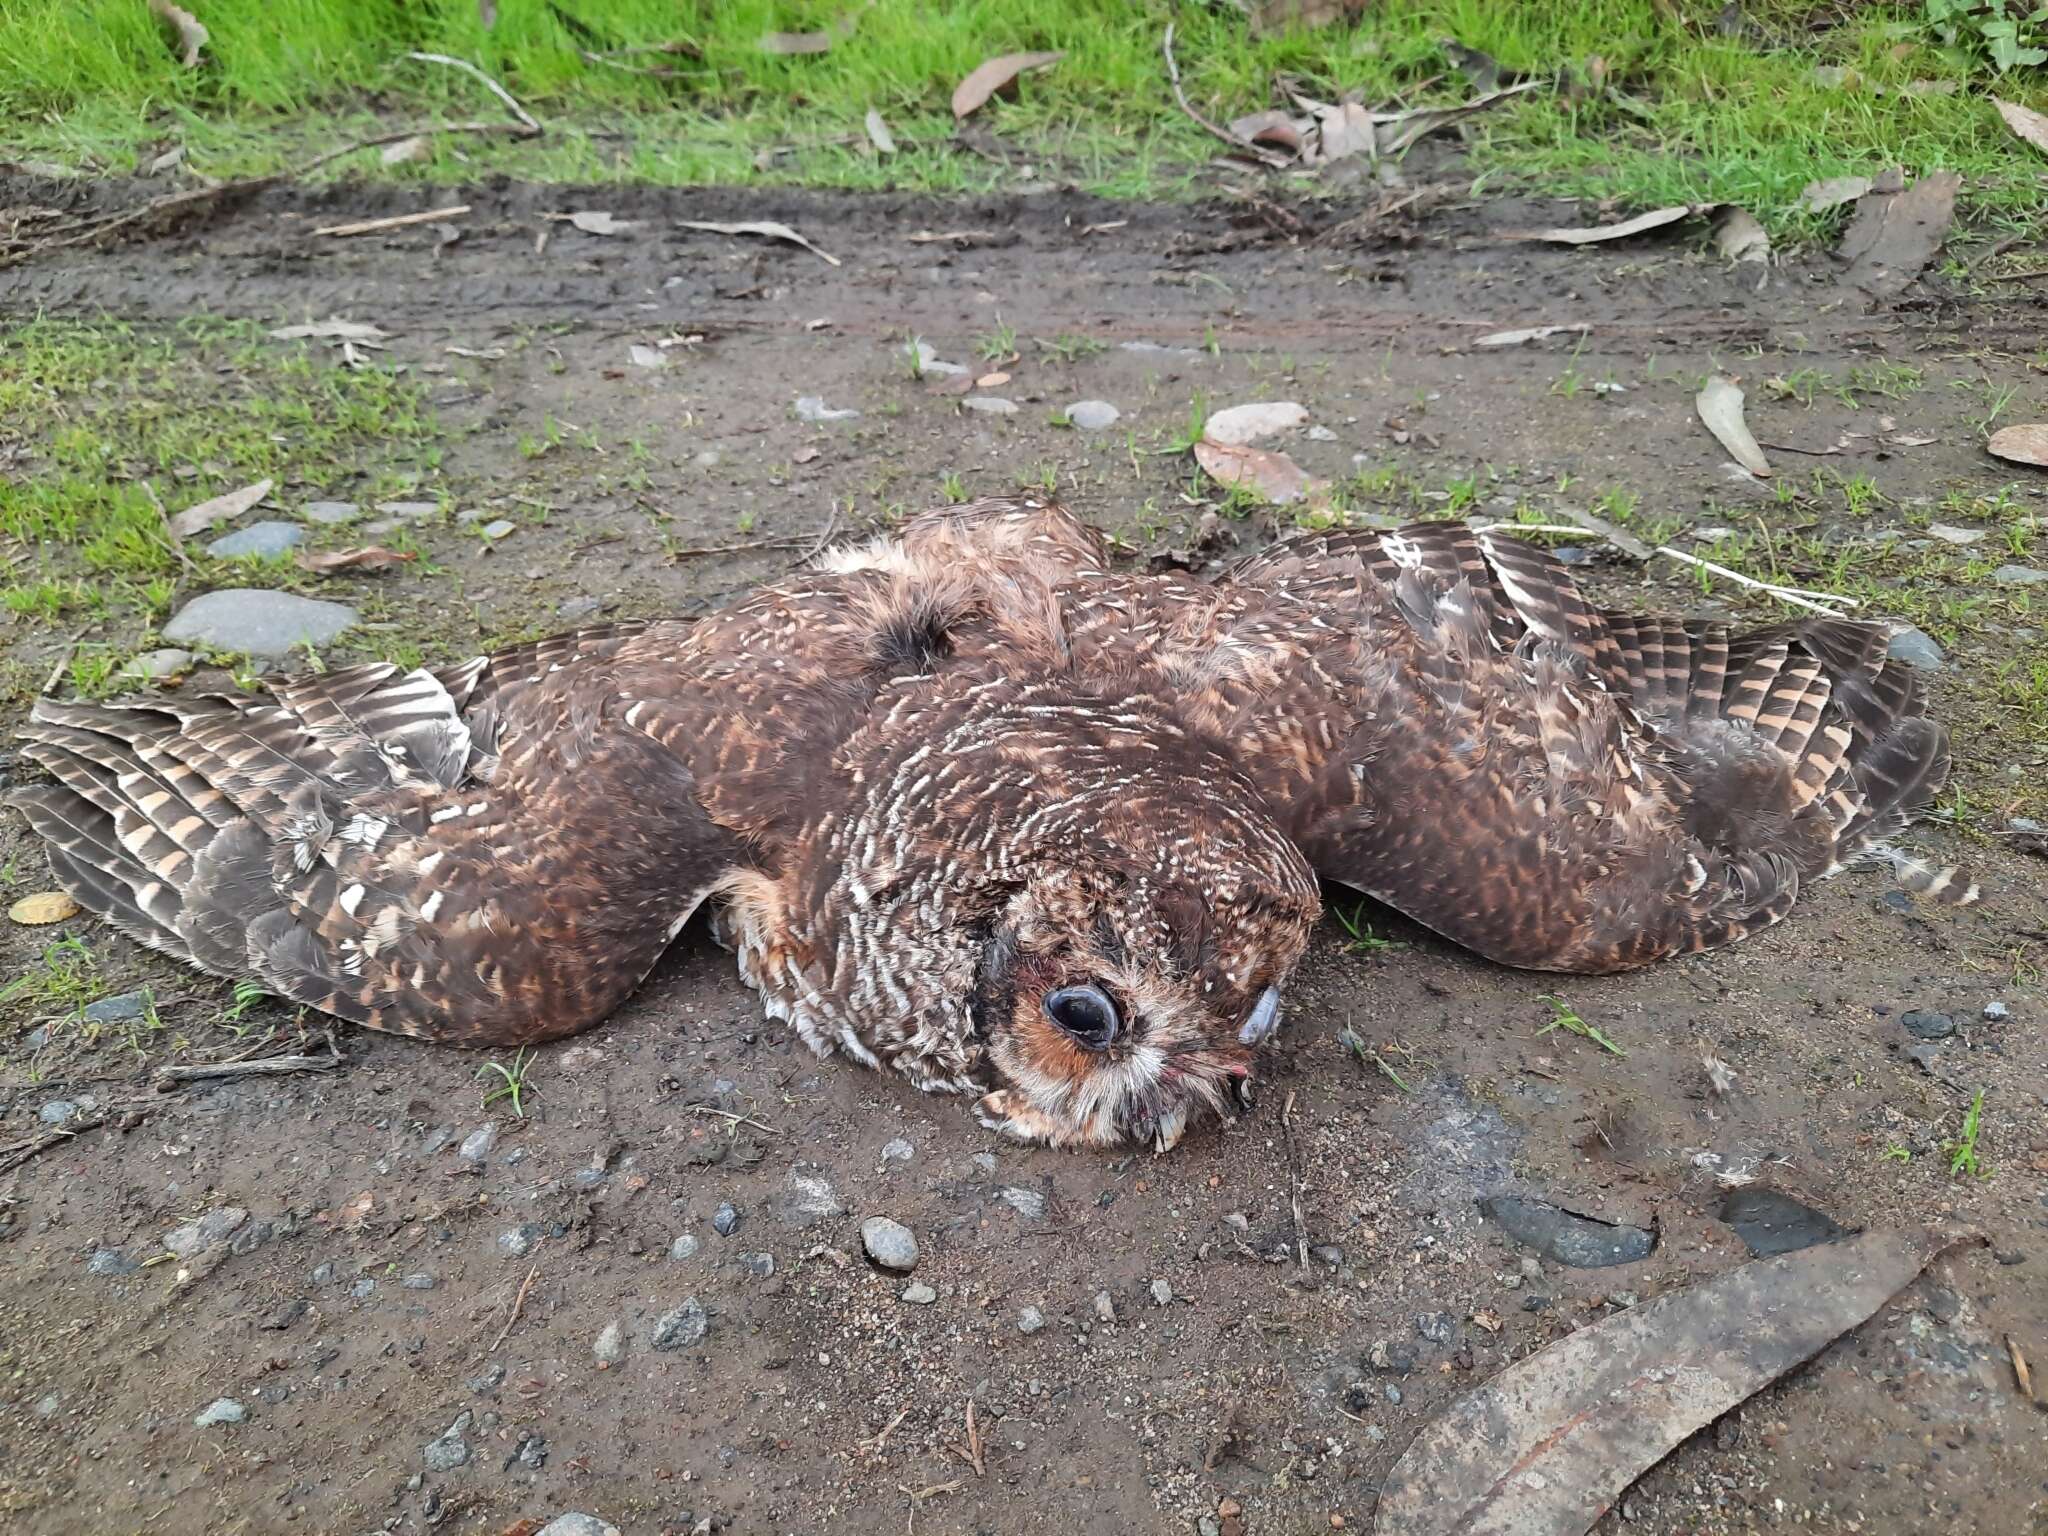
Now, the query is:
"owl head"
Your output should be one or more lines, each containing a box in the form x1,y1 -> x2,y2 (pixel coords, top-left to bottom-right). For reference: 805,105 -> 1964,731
965,735 -> 1322,1150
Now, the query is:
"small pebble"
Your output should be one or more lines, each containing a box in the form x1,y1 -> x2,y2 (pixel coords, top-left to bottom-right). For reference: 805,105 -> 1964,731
38,1100 -> 80,1126
82,990 -> 150,1022
651,1297 -> 709,1350
1983,1000 -> 2010,1022
739,1251 -> 776,1278
1093,1291 -> 1117,1323
206,520 -> 304,559
594,1321 -> 625,1365
1885,625 -> 1946,670
556,595 -> 603,621
1416,1311 -> 1456,1344
997,1185 -> 1046,1220
712,1202 -> 742,1237
423,1412 -> 471,1471
669,1234 -> 701,1262
861,1216 -> 919,1272
458,1123 -> 498,1164
403,1273 -> 436,1290
1065,399 -> 1121,431
901,1282 -> 937,1305
194,1398 -> 247,1428
300,500 -> 359,525
880,1137 -> 915,1165
1018,1305 -> 1046,1335
1992,564 -> 2046,586
962,396 -> 1019,416
87,1247 -> 139,1277
164,1206 -> 248,1257
479,518 -> 516,540
1150,1279 -> 1173,1307
497,1224 -> 541,1258
1901,1010 -> 1956,1041
161,589 -> 357,660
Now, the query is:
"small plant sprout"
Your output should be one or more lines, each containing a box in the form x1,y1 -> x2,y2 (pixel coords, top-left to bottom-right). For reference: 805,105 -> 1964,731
1334,902 -> 1406,955
479,1047 -> 538,1118
1881,1142 -> 1912,1164
1944,1090 -> 1987,1179
1538,995 -> 1627,1057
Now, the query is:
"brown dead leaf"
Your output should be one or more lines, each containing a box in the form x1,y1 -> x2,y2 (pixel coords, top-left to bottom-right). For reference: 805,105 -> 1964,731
1194,440 -> 1327,505
951,51 -> 1064,120
1994,98 -> 2048,157
1837,172 -> 1961,297
976,371 -> 1011,388
550,209 -> 634,236
760,11 -> 861,55
864,108 -> 897,155
1513,204 -> 1702,244
2012,1336 -> 2038,1405
296,546 -> 417,575
338,1191 -> 375,1232
1228,110 -> 1305,154
677,218 -> 839,266
1697,375 -> 1771,478
10,891 -> 81,926
168,478 -> 272,539
148,0 -> 207,68
793,446 -> 820,464
1796,175 -> 1873,213
1988,424 -> 2048,469
1714,207 -> 1770,264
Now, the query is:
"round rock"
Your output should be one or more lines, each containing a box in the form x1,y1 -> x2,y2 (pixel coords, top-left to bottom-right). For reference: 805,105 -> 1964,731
1066,399 -> 1121,431
161,589 -> 358,661
1901,1010 -> 1955,1040
299,500 -> 360,525
206,520 -> 304,559
861,1216 -> 919,1272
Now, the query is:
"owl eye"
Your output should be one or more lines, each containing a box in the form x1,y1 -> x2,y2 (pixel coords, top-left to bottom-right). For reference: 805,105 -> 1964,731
1043,984 -> 1120,1050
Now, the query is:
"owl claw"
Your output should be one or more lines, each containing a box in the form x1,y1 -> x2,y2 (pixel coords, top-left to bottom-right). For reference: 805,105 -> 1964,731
975,1088 -> 1060,1145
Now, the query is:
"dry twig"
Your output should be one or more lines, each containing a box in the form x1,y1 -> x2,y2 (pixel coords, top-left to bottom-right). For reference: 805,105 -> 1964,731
315,205 -> 472,238
1162,24 -> 1292,168
488,1259 -> 541,1353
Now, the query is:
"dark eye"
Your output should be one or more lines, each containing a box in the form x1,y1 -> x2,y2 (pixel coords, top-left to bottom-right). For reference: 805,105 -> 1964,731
1043,983 -> 1120,1050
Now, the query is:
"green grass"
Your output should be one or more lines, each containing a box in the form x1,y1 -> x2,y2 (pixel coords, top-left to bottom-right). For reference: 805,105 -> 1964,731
0,317 -> 442,672
479,1045 -> 538,1118
0,3 -> 2042,232
1944,1088 -> 1987,1178
1537,994 -> 1627,1056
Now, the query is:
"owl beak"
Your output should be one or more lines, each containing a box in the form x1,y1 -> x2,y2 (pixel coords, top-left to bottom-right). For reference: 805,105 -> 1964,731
1236,985 -> 1283,1046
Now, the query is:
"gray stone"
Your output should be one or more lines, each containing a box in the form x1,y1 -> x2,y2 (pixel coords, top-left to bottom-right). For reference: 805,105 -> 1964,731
350,1277 -> 375,1299
479,518 -> 516,540
119,648 -> 194,683
1150,1279 -> 1173,1307
795,395 -> 859,422
1718,1188 -> 1848,1257
497,1224 -> 541,1258
906,339 -> 966,377
164,1206 -> 248,1257
738,1251 -> 776,1278
537,1518 -> 620,1536
712,1202 -> 741,1236
901,1282 -> 937,1305
880,1137 -> 915,1165
403,1273 -> 436,1290
87,1247 -> 139,1276
971,1152 -> 999,1175
594,1320 -> 625,1365
85,991 -> 150,1024
651,1297 -> 709,1350
375,500 -> 440,520
1478,1194 -> 1657,1268
962,396 -> 1019,416
669,1234 -> 701,1262
423,1412 -> 471,1471
1092,1291 -> 1116,1323
38,1100 -> 80,1125
300,500 -> 360,525
997,1185 -> 1046,1220
861,1216 -> 919,1272
786,1170 -> 845,1220
206,520 -> 304,559
556,595 -> 603,621
1416,1311 -> 1457,1344
1886,624 -> 1945,670
1066,399 -> 1120,431
458,1123 -> 497,1164
1993,564 -> 2047,586
1017,1306 -> 1046,1335
35,1393 -> 60,1418
1901,1010 -> 1955,1040
162,589 -> 357,659
465,1365 -> 506,1393
571,1167 -> 607,1189
1984,1000 -> 2010,1022
194,1398 -> 246,1428
1925,523 -> 1984,545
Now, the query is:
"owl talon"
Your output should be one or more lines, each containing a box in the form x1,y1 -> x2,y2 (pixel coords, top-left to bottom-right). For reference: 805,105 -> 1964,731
975,1089 -> 1055,1145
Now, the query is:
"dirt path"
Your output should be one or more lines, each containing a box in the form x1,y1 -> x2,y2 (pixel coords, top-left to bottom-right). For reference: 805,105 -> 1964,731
1,180 -> 2045,1536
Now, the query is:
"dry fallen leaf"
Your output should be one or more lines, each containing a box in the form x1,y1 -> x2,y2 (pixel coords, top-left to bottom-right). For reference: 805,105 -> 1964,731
678,218 -> 840,266
628,344 -> 666,369
1797,175 -> 1873,213
2012,1335 -> 2038,1405
1516,204 -> 1701,244
1988,424 -> 2048,469
1994,97 -> 2048,157
1228,109 -> 1305,154
10,891 -> 81,926
1204,401 -> 1309,446
1194,440 -> 1326,505
1696,375 -> 1771,478
558,210 -> 634,236
864,108 -> 898,155
168,478 -> 273,539
268,319 -> 390,343
295,546 -> 417,574
951,51 -> 1064,120
380,136 -> 429,167
1715,207 -> 1771,264
976,371 -> 1011,388
760,11 -> 861,54
1837,172 -> 1961,297
793,446 -> 820,465
1374,1229 -> 1961,1536
148,0 -> 207,68
1475,324 -> 1588,348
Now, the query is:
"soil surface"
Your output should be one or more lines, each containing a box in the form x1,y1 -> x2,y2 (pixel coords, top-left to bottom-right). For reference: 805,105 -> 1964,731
1,180 -> 2045,1536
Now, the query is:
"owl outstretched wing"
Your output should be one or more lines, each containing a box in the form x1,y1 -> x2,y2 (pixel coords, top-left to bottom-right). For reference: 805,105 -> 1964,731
11,624 -> 743,1044
1217,523 -> 1963,974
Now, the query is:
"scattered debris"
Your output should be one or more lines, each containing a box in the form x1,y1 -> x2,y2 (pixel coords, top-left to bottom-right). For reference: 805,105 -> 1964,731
952,51 -> 1065,120
1474,324 -> 1588,348
1194,440 -> 1326,505
1513,204 -> 1702,244
1203,401 -> 1308,445
314,205 -> 471,238
1987,424 -> 2048,468
295,546 -> 417,574
9,891 -> 80,926
148,0 -> 207,69
1994,97 -> 2048,157
796,395 -> 859,422
1476,1195 -> 1657,1269
1696,374 -> 1772,478
269,319 -> 390,343
864,108 -> 897,155
1837,172 -> 1961,297
167,478 -> 273,539
547,209 -> 635,235
1797,175 -> 1873,213
1714,207 -> 1771,264
1374,1229 -> 1965,1536
1702,1052 -> 1738,1096
678,218 -> 839,266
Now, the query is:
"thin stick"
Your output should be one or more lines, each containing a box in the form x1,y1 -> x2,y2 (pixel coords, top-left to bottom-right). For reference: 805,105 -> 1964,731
688,1104 -> 778,1135
1468,522 -> 1606,537
0,1116 -> 106,1177
488,1259 -> 541,1353
1280,1089 -> 1310,1273
1651,544 -> 1860,614
155,1048 -> 344,1088
861,1406 -> 910,1456
662,533 -> 815,562
1162,24 -> 1292,169
315,205 -> 471,238
404,52 -> 542,135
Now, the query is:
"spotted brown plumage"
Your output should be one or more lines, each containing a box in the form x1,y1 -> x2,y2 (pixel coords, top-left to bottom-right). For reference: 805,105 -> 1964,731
8,500 -> 1963,1149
